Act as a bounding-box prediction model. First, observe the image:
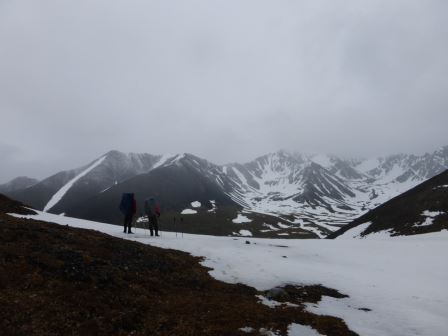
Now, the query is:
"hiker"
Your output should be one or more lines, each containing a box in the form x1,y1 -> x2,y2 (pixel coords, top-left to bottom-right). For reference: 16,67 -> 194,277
120,193 -> 136,234
144,197 -> 161,236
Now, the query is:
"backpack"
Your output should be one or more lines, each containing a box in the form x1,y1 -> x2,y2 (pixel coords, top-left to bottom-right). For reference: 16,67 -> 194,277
120,193 -> 134,215
145,198 -> 161,217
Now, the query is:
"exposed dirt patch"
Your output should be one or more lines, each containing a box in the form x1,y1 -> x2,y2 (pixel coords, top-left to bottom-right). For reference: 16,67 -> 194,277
267,285 -> 349,305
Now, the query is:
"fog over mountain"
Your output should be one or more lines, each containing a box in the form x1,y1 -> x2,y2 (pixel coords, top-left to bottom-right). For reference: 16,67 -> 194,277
1,0 -> 447,182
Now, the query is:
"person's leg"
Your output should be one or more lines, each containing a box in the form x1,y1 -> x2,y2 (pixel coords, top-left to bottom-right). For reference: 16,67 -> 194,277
127,215 -> 133,233
123,215 -> 128,233
149,216 -> 154,236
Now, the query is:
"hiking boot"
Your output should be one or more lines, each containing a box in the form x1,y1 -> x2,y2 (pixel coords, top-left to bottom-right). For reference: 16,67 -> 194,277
128,231 -> 134,234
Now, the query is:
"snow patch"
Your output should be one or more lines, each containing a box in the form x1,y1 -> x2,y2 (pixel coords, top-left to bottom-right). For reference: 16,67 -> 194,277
263,223 -> 280,231
256,295 -> 282,308
337,222 -> 371,239
287,323 -> 324,336
181,209 -> 197,215
208,200 -> 217,212
172,153 -> 186,164
152,153 -> 174,169
416,210 -> 445,227
232,214 -> 252,224
239,230 -> 252,236
191,201 -> 201,208
239,327 -> 255,333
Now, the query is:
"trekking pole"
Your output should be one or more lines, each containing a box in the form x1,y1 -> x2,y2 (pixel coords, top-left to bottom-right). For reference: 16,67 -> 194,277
132,216 -> 137,235
174,217 -> 177,238
143,215 -> 147,236
159,217 -> 162,237
136,214 -> 140,235
181,217 -> 184,238
136,214 -> 141,236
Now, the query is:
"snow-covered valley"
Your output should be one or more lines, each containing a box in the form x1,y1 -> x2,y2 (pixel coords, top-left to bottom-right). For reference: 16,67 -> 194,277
11,210 -> 448,336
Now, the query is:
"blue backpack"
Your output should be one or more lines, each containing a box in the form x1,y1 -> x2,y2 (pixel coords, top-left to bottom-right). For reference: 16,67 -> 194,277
119,193 -> 134,215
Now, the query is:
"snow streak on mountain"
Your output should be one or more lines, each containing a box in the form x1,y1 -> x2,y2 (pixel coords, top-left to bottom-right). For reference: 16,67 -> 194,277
43,156 -> 107,212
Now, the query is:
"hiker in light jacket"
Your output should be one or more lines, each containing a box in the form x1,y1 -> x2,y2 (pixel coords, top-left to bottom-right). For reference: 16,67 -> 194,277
144,197 -> 161,236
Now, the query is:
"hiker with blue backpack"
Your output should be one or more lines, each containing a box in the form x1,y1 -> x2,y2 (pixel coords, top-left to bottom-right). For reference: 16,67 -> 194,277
119,193 -> 137,234
144,197 -> 161,236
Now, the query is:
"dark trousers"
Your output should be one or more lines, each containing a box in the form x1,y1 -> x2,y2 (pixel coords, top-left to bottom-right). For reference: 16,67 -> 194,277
123,213 -> 133,233
148,215 -> 159,236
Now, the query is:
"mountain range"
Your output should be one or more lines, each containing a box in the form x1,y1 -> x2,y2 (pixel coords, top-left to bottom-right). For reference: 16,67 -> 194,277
3,146 -> 448,238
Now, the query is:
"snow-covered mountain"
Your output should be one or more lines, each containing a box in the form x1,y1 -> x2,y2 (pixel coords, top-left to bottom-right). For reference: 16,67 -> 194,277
65,153 -> 240,226
8,150 -> 162,213
329,169 -> 448,239
0,176 -> 38,194
224,152 -> 360,236
221,147 -> 448,237
5,146 -> 448,238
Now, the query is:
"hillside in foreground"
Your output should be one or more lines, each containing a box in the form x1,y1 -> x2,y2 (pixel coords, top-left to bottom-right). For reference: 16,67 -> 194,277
0,194 -> 355,336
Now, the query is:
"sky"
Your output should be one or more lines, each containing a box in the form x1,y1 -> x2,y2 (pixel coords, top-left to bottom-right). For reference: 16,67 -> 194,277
1,0 -> 448,183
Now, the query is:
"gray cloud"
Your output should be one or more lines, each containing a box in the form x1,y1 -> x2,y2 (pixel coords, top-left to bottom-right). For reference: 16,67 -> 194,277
1,0 -> 447,182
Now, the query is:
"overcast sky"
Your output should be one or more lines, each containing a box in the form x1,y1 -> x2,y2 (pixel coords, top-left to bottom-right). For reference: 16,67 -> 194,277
1,0 -> 448,182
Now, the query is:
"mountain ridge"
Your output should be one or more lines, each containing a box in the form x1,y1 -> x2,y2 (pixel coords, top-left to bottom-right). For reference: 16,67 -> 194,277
5,145 -> 448,238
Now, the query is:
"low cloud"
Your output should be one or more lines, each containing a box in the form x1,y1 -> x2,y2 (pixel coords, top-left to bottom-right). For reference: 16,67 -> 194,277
1,0 -> 447,182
